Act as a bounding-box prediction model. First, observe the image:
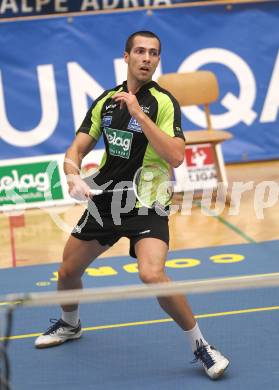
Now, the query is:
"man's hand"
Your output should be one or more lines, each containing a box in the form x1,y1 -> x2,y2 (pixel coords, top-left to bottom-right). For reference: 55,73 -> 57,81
66,174 -> 91,201
112,91 -> 142,118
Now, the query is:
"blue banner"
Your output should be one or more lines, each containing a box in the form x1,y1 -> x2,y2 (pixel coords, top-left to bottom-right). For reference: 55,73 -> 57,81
0,2 -> 279,162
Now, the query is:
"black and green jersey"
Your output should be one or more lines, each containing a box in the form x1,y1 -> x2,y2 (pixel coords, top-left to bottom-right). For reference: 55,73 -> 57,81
77,80 -> 185,190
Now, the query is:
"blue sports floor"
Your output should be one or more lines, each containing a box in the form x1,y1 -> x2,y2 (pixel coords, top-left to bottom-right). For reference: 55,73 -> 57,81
1,240 -> 279,389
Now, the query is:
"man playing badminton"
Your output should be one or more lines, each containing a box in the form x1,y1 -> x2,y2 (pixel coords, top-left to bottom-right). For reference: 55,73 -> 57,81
35,30 -> 229,379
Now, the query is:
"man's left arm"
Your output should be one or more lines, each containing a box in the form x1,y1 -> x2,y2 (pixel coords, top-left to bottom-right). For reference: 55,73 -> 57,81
113,91 -> 185,168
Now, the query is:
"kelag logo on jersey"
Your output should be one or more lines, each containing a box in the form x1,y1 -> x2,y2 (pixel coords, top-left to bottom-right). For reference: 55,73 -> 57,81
127,117 -> 142,132
104,128 -> 133,159
101,116 -> 112,127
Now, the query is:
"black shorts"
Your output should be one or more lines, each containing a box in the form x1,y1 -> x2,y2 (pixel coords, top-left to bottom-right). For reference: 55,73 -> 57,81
71,208 -> 169,258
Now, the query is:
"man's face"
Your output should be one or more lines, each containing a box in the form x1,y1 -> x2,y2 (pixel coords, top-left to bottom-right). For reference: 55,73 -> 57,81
124,35 -> 160,83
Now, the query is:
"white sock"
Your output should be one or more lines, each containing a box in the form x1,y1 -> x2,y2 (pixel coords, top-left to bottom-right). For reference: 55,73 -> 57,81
184,322 -> 208,352
61,308 -> 79,327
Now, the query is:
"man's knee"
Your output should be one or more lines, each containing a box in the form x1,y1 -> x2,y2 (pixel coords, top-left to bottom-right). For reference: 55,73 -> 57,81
58,266 -> 75,282
59,258 -> 83,282
139,266 -> 167,284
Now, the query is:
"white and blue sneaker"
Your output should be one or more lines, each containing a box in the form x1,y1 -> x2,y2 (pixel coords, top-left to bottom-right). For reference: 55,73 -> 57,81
35,319 -> 82,349
193,340 -> 229,379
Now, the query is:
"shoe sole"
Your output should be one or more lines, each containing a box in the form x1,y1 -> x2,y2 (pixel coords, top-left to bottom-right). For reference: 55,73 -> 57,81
210,361 -> 230,380
35,331 -> 82,349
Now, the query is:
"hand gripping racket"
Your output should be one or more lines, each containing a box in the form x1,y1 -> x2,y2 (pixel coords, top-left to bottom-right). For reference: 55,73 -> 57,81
89,164 -> 173,213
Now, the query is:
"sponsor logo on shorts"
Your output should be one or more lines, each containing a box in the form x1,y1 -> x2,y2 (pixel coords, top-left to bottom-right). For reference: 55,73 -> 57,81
73,225 -> 82,234
101,115 -> 112,127
127,117 -> 142,132
104,127 -> 133,159
138,229 -> 151,235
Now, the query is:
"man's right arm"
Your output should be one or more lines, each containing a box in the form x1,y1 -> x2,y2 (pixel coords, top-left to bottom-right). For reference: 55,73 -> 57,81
64,132 -> 97,200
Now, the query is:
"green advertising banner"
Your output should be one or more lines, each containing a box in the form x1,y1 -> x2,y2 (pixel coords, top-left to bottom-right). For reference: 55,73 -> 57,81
0,160 -> 64,206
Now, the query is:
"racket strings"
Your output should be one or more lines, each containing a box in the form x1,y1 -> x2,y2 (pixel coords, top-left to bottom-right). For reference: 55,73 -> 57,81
135,166 -> 172,208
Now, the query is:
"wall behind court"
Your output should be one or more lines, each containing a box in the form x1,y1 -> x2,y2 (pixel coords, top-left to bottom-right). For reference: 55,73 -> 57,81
0,1 -> 278,163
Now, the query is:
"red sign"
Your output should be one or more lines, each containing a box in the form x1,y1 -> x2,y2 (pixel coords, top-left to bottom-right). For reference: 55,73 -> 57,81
185,145 -> 215,167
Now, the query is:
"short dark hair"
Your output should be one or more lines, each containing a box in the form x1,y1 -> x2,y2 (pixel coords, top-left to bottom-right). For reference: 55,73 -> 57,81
125,31 -> 161,54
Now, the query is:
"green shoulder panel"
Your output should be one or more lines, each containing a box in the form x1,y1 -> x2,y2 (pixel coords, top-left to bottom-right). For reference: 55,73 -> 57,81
141,87 -> 177,170
149,87 -> 176,137
135,87 -> 181,208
